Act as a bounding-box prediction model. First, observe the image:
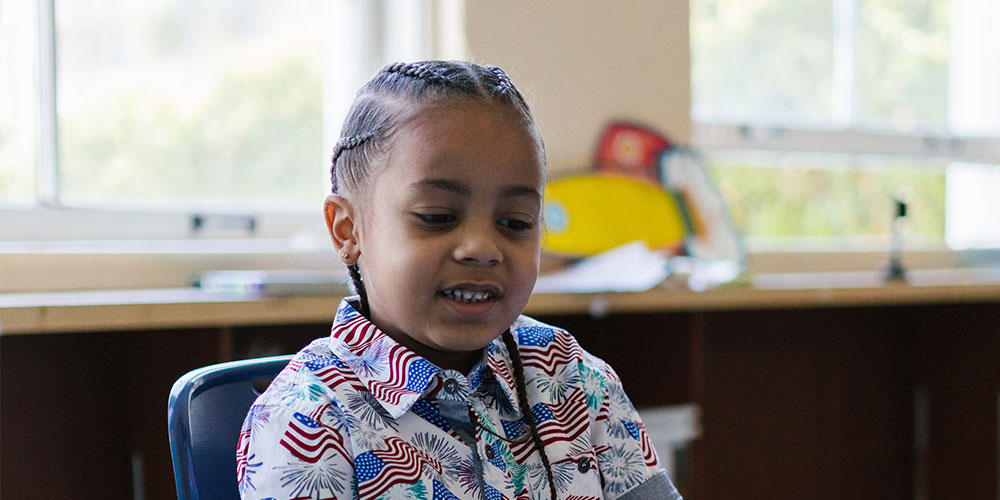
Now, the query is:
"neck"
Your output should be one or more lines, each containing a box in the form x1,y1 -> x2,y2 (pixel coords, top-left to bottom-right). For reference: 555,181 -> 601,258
360,300 -> 490,373
380,328 -> 484,373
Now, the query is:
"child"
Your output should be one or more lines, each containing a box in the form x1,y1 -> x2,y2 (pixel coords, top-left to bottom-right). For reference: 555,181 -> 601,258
238,61 -> 682,500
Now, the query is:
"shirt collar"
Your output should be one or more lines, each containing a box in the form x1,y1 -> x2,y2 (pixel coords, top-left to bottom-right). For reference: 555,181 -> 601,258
327,298 -> 520,419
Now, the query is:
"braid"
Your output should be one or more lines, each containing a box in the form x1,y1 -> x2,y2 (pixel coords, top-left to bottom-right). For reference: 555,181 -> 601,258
502,330 -> 558,500
383,61 -> 451,86
330,132 -> 377,192
486,65 -> 513,95
346,263 -> 369,317
332,132 -> 377,164
331,60 -> 543,196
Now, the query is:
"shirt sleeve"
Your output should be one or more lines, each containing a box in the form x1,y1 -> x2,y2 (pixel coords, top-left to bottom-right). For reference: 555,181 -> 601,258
238,399 -> 356,500
617,470 -> 683,500
587,355 -> 683,500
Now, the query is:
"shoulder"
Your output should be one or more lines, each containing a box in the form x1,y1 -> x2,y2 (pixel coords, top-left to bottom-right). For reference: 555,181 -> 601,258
509,314 -> 614,375
509,314 -> 577,350
239,339 -> 357,497
246,336 -> 354,425
507,314 -> 625,409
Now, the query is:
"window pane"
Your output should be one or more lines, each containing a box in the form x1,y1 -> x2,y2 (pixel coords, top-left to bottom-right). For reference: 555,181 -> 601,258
0,0 -> 39,205
948,0 -> 1000,137
945,162 -> 1000,249
858,0 -> 950,132
708,152 -> 946,241
691,0 -> 835,125
55,0 -> 326,210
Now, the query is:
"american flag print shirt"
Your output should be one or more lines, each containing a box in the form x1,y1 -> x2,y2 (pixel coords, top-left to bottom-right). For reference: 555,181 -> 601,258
238,299 -> 681,500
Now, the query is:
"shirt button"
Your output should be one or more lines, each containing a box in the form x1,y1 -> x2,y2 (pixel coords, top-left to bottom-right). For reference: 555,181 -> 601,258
577,457 -> 591,473
485,445 -> 495,460
443,378 -> 459,394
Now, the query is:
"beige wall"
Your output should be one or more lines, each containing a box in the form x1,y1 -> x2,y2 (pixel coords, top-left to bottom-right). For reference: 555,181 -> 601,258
464,0 -> 691,173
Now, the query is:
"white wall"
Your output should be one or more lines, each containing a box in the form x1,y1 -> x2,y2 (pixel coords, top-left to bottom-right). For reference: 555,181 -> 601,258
464,0 -> 691,173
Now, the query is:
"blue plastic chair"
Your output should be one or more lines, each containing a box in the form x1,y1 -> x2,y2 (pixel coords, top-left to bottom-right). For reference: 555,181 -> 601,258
167,355 -> 293,500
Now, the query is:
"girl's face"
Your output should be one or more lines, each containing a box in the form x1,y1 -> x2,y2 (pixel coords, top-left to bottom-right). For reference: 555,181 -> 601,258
353,99 -> 544,371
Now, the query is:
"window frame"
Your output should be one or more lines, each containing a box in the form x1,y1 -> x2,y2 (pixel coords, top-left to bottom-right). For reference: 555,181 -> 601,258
693,122 -> 1000,164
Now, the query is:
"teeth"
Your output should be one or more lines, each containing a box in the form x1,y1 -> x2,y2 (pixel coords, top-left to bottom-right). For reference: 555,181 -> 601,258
443,289 -> 493,303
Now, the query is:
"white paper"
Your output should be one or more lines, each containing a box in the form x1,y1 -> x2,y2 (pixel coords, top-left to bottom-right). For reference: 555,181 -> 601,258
532,241 -> 670,294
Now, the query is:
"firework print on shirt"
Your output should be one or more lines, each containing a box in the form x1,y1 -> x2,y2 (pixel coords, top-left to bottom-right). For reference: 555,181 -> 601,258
238,299 -> 681,500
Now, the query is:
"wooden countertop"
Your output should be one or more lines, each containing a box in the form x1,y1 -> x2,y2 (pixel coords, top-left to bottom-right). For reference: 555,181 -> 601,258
2,268 -> 998,335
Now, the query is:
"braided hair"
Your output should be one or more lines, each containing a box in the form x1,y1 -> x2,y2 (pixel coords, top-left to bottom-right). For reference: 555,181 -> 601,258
502,330 -> 558,500
330,61 -> 554,497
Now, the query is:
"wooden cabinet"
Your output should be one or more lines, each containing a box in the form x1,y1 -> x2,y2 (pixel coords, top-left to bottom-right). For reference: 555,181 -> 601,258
2,284 -> 998,499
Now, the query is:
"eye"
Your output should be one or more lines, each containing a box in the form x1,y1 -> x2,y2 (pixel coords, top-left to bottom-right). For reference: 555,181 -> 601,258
414,213 -> 457,225
498,218 -> 534,231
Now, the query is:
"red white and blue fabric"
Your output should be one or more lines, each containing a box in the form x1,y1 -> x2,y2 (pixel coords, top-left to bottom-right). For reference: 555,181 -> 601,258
238,298 -> 681,500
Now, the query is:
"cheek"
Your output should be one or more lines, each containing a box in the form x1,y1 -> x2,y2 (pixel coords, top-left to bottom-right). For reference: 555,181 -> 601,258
393,241 -> 443,283
512,245 -> 541,286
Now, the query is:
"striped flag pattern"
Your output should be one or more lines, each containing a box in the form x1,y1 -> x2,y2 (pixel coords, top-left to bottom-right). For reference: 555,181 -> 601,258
330,316 -> 437,410
517,328 -> 581,377
638,422 -> 659,467
535,392 -> 590,446
279,412 -> 351,465
237,299 -> 678,500
357,437 -> 441,499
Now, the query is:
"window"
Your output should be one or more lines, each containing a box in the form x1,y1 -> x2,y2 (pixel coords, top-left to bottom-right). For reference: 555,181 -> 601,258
691,0 -> 1000,251
1,0 -> 40,206
0,0 -> 448,242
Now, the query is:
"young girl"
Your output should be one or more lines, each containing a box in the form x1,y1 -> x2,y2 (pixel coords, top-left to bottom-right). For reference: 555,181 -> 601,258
238,61 -> 682,500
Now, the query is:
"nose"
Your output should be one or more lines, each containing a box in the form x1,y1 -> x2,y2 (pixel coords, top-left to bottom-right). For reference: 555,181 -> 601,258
452,225 -> 502,266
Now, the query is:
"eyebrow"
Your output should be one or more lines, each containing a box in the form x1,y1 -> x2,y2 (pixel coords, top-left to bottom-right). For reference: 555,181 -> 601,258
411,178 -> 541,201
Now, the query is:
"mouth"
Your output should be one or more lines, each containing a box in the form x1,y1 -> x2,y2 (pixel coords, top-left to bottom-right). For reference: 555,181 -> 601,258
440,285 -> 501,304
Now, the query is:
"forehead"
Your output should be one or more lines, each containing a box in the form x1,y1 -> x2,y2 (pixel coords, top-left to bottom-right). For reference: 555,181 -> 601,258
379,99 -> 545,192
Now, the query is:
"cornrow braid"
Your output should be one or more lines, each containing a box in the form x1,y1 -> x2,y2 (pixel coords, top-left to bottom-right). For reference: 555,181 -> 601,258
486,65 -> 513,95
332,60 -> 542,198
502,330 -> 558,500
332,132 -> 374,316
332,132 -> 377,164
382,61 -> 451,86
346,263 -> 369,317
330,132 -> 378,192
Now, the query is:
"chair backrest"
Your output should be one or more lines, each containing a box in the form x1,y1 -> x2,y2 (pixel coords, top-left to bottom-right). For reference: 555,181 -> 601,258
167,355 -> 293,500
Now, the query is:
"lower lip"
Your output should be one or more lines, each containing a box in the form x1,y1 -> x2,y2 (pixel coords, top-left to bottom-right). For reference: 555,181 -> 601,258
440,293 -> 499,317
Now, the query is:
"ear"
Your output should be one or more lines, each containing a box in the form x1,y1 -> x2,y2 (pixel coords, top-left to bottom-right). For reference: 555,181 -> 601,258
324,194 -> 360,265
